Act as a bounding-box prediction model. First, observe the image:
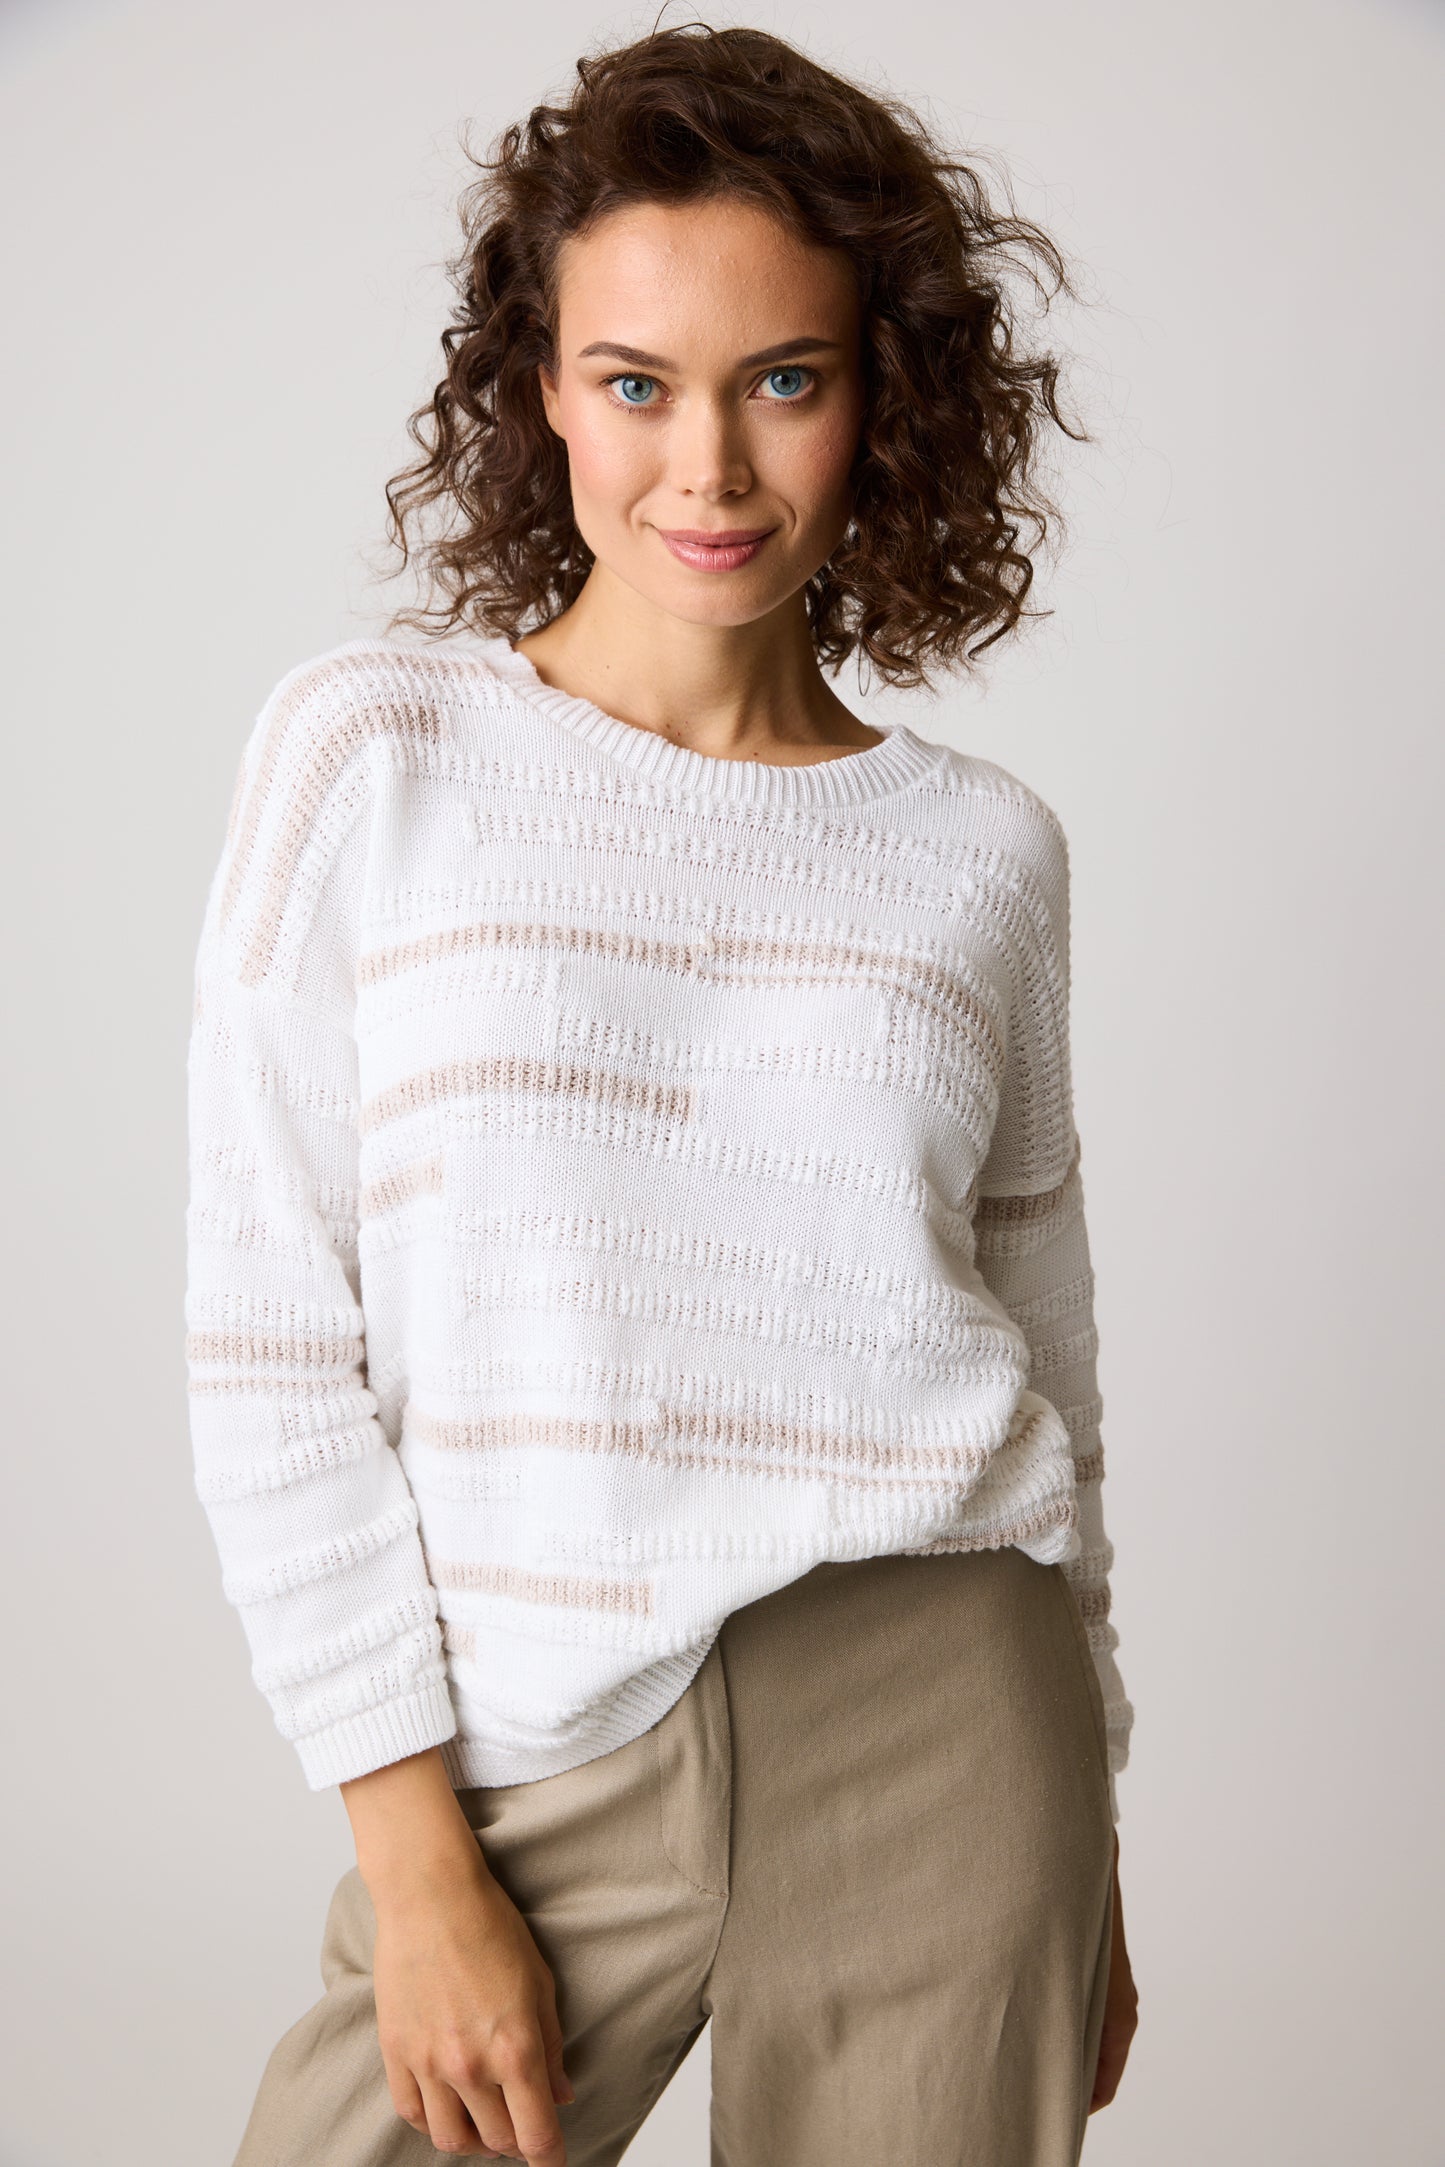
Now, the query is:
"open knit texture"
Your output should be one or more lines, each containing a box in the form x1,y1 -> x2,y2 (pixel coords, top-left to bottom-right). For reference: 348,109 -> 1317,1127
185,634 -> 1134,1821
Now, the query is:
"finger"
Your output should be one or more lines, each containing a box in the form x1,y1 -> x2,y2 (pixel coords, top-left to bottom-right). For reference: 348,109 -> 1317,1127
1090,2037 -> 1123,2109
383,2055 -> 433,2144
535,1976 -> 575,2106
417,2073 -> 502,2158
451,2071 -> 522,2159
498,2044 -> 569,2164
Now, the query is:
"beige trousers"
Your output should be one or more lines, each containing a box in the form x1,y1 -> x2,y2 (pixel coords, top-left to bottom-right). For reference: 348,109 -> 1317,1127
233,1546 -> 1115,2166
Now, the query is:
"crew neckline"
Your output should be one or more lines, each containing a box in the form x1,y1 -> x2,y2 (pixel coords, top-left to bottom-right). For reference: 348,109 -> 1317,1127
469,635 -> 945,810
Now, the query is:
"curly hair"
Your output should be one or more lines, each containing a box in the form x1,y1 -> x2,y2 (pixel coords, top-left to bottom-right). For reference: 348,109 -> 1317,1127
381,20 -> 1091,690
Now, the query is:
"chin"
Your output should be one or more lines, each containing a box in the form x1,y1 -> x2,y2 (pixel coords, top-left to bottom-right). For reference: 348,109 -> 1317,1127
607,562 -> 786,631
628,554 -> 821,629
656,590 -> 785,629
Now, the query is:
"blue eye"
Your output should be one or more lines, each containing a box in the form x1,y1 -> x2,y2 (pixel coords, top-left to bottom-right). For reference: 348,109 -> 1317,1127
614,375 -> 656,405
759,367 -> 809,400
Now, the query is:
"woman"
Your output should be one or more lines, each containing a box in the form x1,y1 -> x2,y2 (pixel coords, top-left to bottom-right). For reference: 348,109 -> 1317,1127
186,24 -> 1138,2165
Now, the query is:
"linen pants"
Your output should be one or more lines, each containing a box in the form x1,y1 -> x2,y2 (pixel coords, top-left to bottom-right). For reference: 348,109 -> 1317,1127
232,1544 -> 1116,2166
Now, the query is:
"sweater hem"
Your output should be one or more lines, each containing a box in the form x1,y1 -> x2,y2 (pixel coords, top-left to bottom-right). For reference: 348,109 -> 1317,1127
439,1633 -> 719,1791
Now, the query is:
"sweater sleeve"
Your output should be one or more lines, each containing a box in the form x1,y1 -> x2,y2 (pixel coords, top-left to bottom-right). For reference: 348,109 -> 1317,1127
971,808 -> 1134,1825
184,656 -> 456,1789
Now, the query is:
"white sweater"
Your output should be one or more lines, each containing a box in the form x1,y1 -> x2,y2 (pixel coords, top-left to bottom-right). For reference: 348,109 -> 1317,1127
185,634 -> 1134,1821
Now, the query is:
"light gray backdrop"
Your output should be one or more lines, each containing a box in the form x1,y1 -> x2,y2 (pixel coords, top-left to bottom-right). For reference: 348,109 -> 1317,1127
2,2 -> 1441,2162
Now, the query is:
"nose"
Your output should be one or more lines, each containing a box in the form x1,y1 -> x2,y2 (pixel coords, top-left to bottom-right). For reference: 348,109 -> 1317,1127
668,391 -> 753,500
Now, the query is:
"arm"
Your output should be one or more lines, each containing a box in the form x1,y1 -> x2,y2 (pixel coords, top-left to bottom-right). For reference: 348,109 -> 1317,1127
184,659 -> 457,1789
340,1745 -> 576,2157
970,809 -> 1134,1824
189,655 -> 574,2162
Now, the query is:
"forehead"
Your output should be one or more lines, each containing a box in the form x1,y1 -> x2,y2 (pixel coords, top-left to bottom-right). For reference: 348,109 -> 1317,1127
554,197 -> 859,347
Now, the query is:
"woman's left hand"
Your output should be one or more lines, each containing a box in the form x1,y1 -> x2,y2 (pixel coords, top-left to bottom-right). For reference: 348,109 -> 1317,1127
1089,1832 -> 1138,2111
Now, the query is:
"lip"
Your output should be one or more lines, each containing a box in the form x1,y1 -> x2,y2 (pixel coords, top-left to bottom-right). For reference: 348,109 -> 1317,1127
656,526 -> 777,572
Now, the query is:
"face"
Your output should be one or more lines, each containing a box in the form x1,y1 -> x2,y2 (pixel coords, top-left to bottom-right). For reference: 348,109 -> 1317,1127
537,195 -> 865,628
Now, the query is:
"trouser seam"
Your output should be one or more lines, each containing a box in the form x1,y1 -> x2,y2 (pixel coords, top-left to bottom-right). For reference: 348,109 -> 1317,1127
653,1657 -> 731,1902
1048,1562 -> 1111,1774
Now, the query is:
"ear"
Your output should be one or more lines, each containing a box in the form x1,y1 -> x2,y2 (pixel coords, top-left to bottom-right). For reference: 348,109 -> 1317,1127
537,362 -> 563,437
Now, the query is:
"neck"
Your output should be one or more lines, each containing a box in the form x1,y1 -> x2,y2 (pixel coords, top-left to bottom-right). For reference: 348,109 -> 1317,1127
515,563 -> 882,758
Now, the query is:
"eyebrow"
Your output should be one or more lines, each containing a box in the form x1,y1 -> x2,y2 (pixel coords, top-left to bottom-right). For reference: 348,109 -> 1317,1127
575,336 -> 843,371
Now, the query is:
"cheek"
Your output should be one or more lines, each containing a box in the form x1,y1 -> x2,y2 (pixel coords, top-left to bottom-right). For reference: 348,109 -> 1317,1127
774,402 -> 862,520
557,397 -> 653,513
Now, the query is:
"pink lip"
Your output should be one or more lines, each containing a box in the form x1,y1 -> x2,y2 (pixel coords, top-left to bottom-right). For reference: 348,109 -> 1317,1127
656,526 -> 777,572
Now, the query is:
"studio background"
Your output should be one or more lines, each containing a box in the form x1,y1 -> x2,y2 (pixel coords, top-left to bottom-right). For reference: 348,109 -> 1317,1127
2,2 -> 1440,2162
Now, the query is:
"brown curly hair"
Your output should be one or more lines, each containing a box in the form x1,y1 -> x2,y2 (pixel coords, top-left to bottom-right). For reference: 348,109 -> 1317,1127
381,20 -> 1091,690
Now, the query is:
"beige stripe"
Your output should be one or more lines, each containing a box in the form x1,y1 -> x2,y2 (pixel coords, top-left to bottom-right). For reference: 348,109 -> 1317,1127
359,1153 -> 445,1217
223,752 -> 247,849
407,1404 -> 654,1456
185,1330 -> 364,1366
654,1401 -> 1025,1480
1006,1270 -> 1095,1333
361,1058 -> 694,1137
405,1403 -> 1005,1486
224,651 -> 477,986
662,1395 -> 1035,1482
974,1140 -> 1083,1228
897,1492 -> 1077,1555
428,1557 -> 654,1618
358,919 -> 1003,1066
1029,1325 -> 1100,1372
410,1409 -> 653,1455
1060,1394 -> 1104,1440
222,647 -> 473,930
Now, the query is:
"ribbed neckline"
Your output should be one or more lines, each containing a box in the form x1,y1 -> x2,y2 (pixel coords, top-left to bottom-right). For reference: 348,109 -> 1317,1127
471,635 -> 945,810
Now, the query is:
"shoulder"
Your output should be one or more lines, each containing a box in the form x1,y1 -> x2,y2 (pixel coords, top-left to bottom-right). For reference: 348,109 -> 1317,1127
223,633 -> 517,879
210,636 -> 510,993
234,634 -> 514,795
921,740 -> 1072,896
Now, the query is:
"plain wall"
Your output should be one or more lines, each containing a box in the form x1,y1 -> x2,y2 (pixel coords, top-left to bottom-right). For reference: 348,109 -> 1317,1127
2,1 -> 1441,2161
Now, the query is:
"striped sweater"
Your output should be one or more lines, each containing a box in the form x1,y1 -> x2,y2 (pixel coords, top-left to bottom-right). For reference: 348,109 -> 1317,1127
185,633 -> 1134,1821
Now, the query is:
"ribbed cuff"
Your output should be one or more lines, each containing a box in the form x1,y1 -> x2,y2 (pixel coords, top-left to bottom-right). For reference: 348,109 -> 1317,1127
295,1678 -> 458,1790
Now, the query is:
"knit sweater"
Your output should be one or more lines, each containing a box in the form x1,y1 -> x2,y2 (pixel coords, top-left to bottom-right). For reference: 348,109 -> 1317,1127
185,634 -> 1134,1822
